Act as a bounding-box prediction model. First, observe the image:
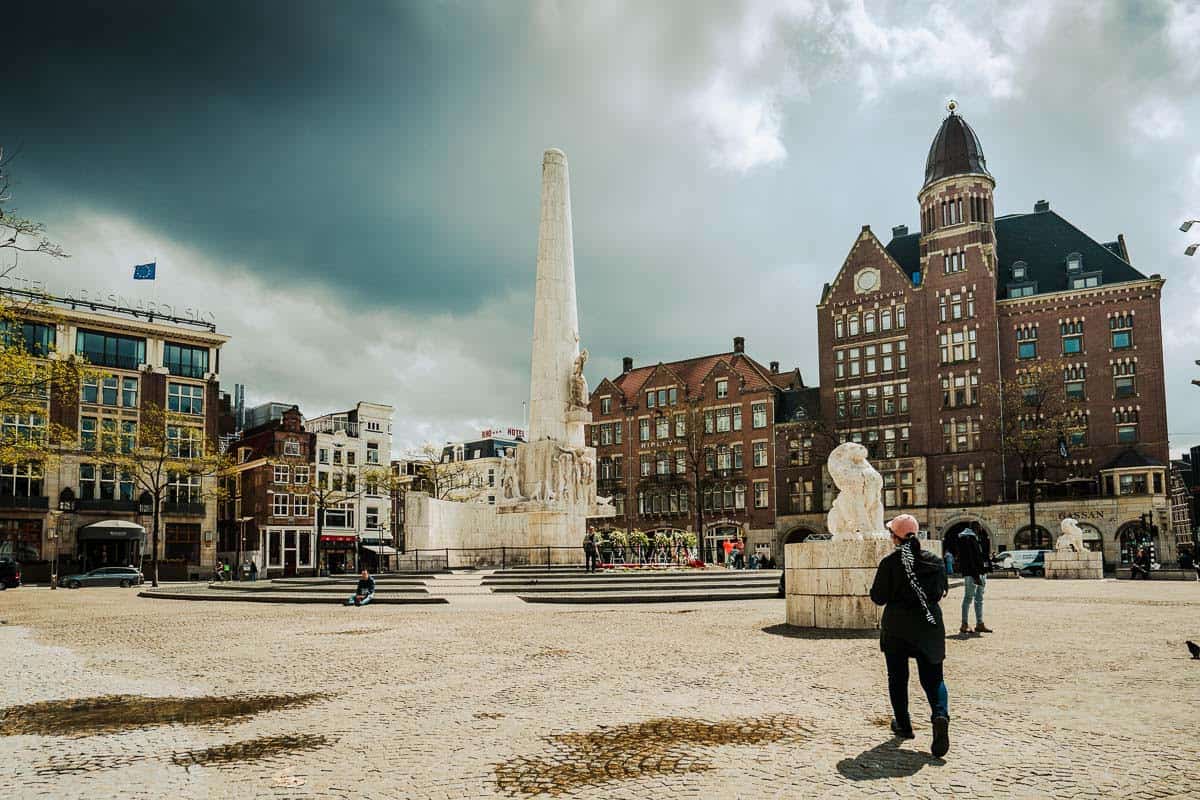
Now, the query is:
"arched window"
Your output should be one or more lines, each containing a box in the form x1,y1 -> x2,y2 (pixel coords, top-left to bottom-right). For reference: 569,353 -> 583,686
1014,524 -> 1051,550
1117,521 -> 1157,565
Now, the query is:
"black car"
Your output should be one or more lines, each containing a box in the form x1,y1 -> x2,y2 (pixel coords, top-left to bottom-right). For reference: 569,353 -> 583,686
0,559 -> 19,589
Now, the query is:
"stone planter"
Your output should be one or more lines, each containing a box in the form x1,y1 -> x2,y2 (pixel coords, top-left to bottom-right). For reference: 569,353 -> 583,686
785,539 -> 943,630
1044,549 -> 1103,580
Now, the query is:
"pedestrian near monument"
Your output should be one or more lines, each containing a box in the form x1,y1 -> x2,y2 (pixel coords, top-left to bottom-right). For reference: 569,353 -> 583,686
956,527 -> 991,635
583,532 -> 600,573
944,550 -> 955,576
248,560 -> 258,582
869,514 -> 951,758
346,569 -> 375,606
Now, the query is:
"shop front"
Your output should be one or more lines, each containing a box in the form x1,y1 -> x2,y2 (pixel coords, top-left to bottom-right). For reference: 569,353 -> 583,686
359,536 -> 397,573
320,534 -> 357,575
76,520 -> 146,571
266,528 -> 314,577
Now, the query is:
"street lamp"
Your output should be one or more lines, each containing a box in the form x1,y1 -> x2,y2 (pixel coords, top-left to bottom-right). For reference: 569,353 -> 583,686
1183,220 -> 1199,256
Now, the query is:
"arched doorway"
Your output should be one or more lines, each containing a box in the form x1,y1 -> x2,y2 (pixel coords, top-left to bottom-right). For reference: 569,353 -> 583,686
1117,521 -> 1157,566
940,520 -> 992,559
1014,524 -> 1052,550
705,524 -> 741,565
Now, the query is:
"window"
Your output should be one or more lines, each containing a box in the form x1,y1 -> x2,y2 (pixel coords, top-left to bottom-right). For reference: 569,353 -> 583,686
753,481 -> 769,508
646,391 -> 656,408
732,407 -> 742,430
366,506 -> 381,529
293,465 -> 310,485
367,442 -> 380,464
732,444 -> 743,469
880,309 -> 892,330
75,329 -> 146,370
166,472 -> 202,504
1060,320 -> 1084,355
168,383 -> 204,415
318,448 -> 329,464
600,397 -> 611,414
274,464 -> 290,484
0,463 -> 43,498
881,468 -> 915,507
1070,274 -> 1101,290
640,454 -> 652,477
81,376 -> 99,405
1011,261 -> 1027,281
939,329 -> 978,363
716,379 -> 728,398
163,342 -> 209,378
167,426 -> 203,458
121,377 -> 138,408
943,463 -> 985,504
896,305 -> 906,328
1113,361 -> 1136,398
656,416 -> 669,439
79,463 -> 133,501
943,250 -> 966,273
293,493 -> 310,516
639,418 -> 650,441
835,318 -> 845,338
347,451 -> 356,466
333,449 -> 343,465
1066,252 -> 1082,272
674,414 -> 685,437
120,420 -> 136,454
1118,474 -> 1147,495
752,403 -> 767,429
675,451 -> 686,474
284,440 -> 301,457
1018,341 -> 1037,359
1007,284 -> 1036,298
101,376 -> 118,406
324,502 -> 355,529
941,419 -> 981,452
80,417 -> 97,451
1016,326 -> 1038,360
614,420 -> 622,443
848,315 -> 860,336
656,451 -> 670,475
668,388 -> 677,405
752,441 -> 767,467
715,408 -> 731,433
272,492 -> 290,516
1117,425 -> 1137,443
1111,330 -> 1131,349
2,320 -> 55,356
864,312 -> 876,334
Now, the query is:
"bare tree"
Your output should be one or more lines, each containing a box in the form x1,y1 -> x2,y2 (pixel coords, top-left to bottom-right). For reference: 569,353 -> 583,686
0,145 -> 68,274
406,442 -> 486,502
983,359 -> 1078,535
309,463 -> 399,573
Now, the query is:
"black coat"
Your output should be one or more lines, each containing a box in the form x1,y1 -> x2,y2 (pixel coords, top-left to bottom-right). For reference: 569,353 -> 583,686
870,542 -> 948,663
955,533 -> 987,580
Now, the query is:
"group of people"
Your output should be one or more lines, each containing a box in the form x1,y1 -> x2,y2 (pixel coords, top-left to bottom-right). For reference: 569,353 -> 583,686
212,559 -> 258,582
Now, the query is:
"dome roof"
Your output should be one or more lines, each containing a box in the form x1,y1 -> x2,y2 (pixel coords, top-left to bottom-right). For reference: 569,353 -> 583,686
923,106 -> 990,187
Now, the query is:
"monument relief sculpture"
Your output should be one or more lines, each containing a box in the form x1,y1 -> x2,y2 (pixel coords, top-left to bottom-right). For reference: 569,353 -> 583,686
1056,517 -> 1087,553
570,349 -> 589,409
825,442 -> 888,540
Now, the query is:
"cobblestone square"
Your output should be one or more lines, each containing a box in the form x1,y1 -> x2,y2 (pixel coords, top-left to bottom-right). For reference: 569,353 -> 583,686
2,578 -> 1197,799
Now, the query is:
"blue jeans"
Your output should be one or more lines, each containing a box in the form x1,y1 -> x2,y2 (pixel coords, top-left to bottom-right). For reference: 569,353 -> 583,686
885,651 -> 949,725
962,575 -> 986,625
346,593 -> 373,606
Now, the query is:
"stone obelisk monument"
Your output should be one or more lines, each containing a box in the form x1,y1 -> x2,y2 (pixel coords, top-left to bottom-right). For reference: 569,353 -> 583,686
404,149 -> 611,565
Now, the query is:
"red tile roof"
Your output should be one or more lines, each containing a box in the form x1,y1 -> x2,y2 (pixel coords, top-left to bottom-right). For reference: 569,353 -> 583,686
611,351 -> 779,399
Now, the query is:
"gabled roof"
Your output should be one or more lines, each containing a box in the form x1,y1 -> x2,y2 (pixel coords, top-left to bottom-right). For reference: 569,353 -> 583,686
884,209 -> 1148,299
613,351 -> 781,402
1101,448 -> 1165,471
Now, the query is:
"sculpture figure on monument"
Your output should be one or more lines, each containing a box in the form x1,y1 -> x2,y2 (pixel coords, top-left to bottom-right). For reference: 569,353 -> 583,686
570,348 -> 589,409
826,442 -> 888,540
497,453 -> 521,505
556,447 -> 575,505
1056,517 -> 1087,553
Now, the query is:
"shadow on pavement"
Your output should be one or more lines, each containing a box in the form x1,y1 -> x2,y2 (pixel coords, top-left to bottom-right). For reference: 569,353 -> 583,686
836,738 -> 941,781
761,624 -> 877,640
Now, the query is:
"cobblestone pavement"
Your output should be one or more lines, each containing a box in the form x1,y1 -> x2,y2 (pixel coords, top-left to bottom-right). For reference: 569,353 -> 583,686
2,577 -> 1198,799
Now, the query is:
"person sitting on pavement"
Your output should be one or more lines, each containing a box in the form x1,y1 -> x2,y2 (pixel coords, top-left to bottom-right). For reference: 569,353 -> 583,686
346,569 -> 376,606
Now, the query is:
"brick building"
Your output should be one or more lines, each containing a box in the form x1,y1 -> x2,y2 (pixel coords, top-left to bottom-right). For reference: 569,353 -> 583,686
586,338 -> 801,563
1,291 -> 229,580
218,406 -> 316,576
777,105 -> 1175,568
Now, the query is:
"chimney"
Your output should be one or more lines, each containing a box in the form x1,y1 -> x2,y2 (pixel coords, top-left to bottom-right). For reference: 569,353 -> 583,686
1034,199 -> 1050,213
769,361 -> 779,373
622,356 -> 633,373
892,224 -> 908,238
733,336 -> 745,354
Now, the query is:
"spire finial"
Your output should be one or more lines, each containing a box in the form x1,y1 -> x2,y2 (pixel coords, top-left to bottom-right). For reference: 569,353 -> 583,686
947,99 -> 958,115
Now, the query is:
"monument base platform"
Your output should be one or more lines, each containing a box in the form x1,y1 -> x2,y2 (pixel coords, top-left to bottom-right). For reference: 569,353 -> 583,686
1044,549 -> 1103,579
785,539 -> 943,630
405,492 -> 586,565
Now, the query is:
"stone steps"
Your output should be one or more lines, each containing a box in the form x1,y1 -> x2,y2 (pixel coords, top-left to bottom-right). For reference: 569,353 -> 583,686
138,589 -> 447,604
490,579 -> 776,594
518,588 -> 779,604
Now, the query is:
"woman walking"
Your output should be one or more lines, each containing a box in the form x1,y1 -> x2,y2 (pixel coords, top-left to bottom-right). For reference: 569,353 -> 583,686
870,514 -> 951,758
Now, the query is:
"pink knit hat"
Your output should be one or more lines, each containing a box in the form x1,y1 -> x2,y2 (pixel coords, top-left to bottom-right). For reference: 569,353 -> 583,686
886,514 -> 920,539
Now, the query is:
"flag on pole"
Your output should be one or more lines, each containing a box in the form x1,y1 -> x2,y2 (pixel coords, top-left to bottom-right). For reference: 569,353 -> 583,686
133,262 -> 157,280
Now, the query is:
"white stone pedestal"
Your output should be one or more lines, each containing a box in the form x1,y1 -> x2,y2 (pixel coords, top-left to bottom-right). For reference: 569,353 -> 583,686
1044,549 -> 1103,580
785,539 -> 943,629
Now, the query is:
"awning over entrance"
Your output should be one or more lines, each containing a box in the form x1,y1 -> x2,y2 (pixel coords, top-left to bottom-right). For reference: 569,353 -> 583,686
78,520 -> 147,542
320,534 -> 356,545
361,545 -> 398,555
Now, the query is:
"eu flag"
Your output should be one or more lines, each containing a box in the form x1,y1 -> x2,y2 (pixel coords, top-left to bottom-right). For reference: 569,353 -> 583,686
133,262 -> 156,280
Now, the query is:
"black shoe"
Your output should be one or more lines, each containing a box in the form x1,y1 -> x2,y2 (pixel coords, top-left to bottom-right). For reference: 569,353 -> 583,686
931,716 -> 950,758
890,719 -> 915,739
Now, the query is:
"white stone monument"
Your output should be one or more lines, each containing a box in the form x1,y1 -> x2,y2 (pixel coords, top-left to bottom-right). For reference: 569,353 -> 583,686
785,443 -> 941,629
405,149 -> 613,564
1043,517 -> 1103,579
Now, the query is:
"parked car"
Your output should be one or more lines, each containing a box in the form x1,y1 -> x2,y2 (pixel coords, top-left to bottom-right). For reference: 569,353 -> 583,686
0,559 -> 20,589
996,549 -> 1051,577
61,566 -> 144,589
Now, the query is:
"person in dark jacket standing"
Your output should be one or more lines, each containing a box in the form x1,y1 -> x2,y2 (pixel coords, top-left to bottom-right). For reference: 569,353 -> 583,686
583,532 -> 600,573
870,514 -> 951,758
955,527 -> 992,635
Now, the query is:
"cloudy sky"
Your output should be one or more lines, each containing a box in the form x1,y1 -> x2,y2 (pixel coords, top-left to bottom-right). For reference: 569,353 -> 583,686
3,0 -> 1198,455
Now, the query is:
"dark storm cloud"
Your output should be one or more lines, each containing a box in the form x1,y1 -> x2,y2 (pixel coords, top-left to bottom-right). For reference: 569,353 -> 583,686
3,0 -> 535,313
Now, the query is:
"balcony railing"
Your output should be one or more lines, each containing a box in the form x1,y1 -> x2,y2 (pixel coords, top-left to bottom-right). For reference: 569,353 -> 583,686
77,351 -> 143,371
0,495 -> 50,510
165,362 -> 207,379
308,417 -> 359,437
76,498 -> 138,513
163,501 -> 206,516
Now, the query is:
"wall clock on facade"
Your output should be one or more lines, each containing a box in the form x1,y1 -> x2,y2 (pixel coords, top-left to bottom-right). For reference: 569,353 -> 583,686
854,268 -> 880,294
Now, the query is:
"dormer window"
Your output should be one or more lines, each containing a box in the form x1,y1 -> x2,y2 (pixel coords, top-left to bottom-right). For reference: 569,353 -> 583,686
1012,261 -> 1027,281
1066,252 -> 1082,272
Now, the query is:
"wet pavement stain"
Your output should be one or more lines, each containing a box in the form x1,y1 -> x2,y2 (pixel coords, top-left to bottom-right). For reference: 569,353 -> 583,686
0,693 -> 328,738
171,733 -> 332,767
494,715 -> 813,796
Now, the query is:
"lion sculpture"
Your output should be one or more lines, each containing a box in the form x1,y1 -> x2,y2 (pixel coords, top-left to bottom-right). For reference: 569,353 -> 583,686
826,442 -> 888,541
1056,517 -> 1087,553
